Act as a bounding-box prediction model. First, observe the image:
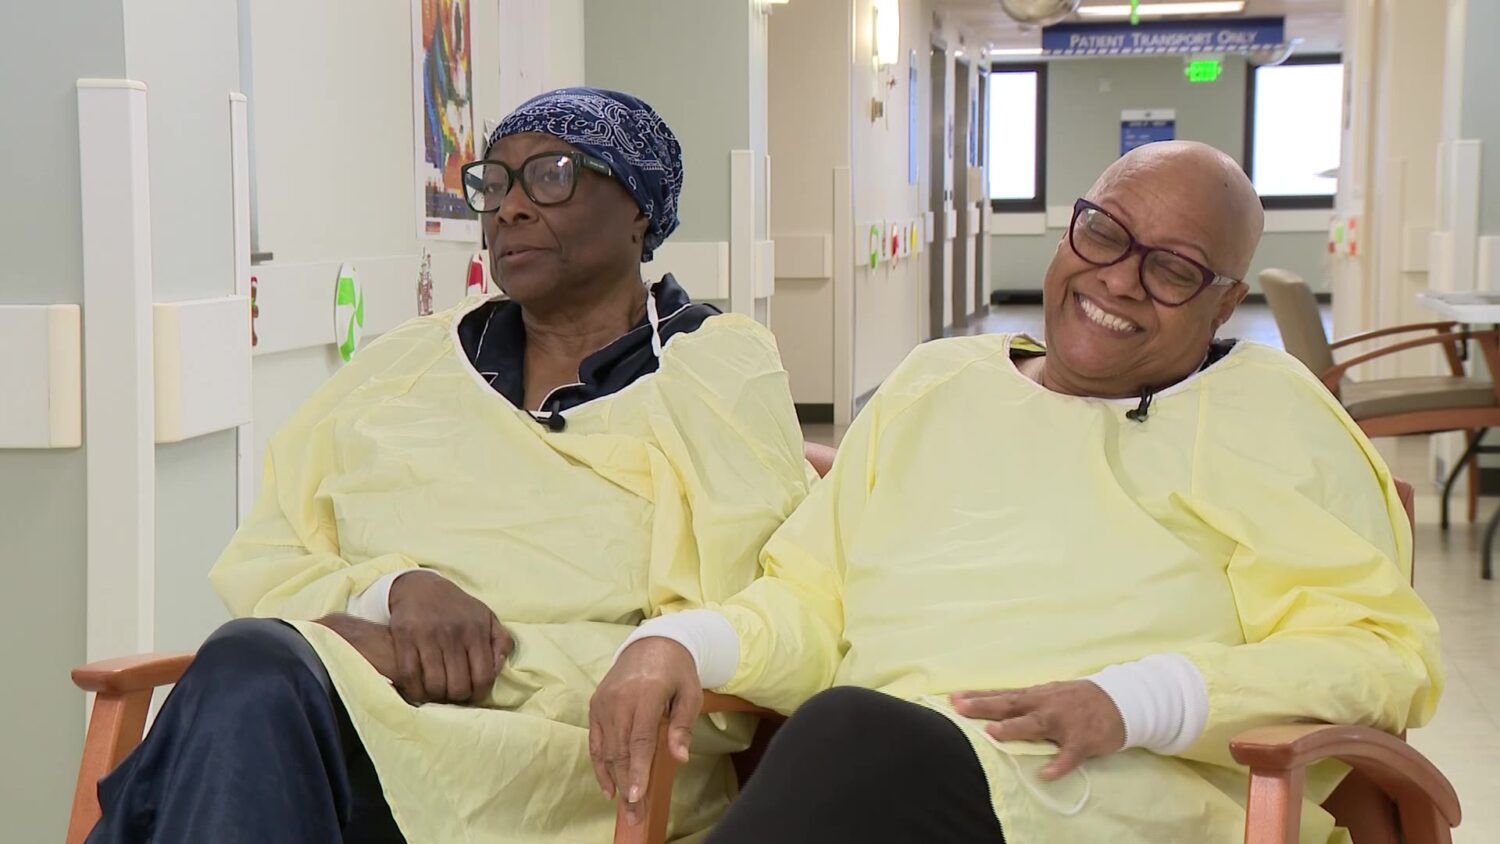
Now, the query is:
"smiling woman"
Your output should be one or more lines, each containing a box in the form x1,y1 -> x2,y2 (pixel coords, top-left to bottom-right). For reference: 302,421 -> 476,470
591,139 -> 1439,844
1038,141 -> 1261,399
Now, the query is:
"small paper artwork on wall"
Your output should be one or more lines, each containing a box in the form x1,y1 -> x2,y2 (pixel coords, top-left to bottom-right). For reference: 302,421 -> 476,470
414,0 -> 480,242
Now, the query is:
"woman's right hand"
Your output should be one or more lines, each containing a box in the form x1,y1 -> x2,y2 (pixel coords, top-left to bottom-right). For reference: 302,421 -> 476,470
588,638 -> 702,826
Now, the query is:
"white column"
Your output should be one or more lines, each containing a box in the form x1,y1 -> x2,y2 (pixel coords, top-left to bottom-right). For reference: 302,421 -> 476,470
730,149 -> 757,317
78,79 -> 156,661
833,166 -> 855,425
230,92 -> 255,522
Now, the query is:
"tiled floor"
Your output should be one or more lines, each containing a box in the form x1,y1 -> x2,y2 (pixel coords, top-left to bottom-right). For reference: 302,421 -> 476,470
1405,496 -> 1500,842
804,304 -> 1497,840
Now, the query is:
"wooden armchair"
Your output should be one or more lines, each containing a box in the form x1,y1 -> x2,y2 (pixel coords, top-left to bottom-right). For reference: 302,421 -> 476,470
64,443 -> 841,843
611,479 -> 1463,844
1261,269 -> 1500,530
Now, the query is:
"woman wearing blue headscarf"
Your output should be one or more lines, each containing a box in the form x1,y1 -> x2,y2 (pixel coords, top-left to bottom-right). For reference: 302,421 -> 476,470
87,88 -> 812,843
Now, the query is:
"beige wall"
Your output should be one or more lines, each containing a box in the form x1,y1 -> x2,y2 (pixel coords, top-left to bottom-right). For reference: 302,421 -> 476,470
247,0 -> 517,492
1367,0 -> 1445,373
851,0 -> 945,399
1330,0 -> 1447,380
767,0 -> 851,405
768,0 -> 984,404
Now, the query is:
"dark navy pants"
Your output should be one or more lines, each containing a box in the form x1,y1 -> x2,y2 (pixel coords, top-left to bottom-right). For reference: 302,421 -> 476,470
87,618 -> 405,843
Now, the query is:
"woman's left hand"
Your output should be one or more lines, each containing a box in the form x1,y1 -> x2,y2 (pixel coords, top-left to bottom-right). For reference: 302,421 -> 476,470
950,680 -> 1126,781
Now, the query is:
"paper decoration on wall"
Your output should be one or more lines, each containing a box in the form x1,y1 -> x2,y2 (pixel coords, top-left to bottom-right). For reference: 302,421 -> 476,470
250,275 -> 259,347
417,249 -> 435,316
868,225 -> 880,269
334,262 -> 364,363
891,228 -> 900,262
466,252 -> 488,296
414,0 -> 480,242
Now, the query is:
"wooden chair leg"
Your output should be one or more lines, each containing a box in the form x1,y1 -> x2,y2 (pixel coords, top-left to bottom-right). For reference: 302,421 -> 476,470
66,690 -> 153,844
1395,798 -> 1455,844
612,720 -> 682,844
1468,443 -> 1480,524
1243,767 -> 1306,844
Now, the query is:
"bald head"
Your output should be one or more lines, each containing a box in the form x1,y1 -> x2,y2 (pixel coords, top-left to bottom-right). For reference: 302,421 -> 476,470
1037,141 -> 1264,400
1088,141 -> 1264,278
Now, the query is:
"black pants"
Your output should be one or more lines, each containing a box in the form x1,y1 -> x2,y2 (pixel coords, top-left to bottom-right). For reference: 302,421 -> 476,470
87,618 -> 405,844
708,687 -> 1007,843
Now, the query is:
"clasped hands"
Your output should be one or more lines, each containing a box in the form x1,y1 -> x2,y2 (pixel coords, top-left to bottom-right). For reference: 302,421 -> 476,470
316,571 -> 513,705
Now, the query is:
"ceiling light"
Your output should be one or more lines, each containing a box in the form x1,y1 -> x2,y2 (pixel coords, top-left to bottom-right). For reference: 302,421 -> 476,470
990,47 -> 1044,56
1077,2 -> 1247,17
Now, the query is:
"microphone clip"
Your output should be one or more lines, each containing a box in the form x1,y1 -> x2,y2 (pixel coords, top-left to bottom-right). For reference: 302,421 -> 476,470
1124,386 -> 1156,423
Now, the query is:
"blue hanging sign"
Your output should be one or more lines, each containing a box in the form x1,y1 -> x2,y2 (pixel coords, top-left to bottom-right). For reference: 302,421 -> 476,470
1042,16 -> 1285,56
1120,109 -> 1175,156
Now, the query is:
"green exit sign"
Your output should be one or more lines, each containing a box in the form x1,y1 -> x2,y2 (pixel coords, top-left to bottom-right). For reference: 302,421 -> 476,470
1185,60 -> 1223,83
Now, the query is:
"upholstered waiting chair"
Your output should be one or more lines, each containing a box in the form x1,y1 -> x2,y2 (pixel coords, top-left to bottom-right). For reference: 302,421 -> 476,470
613,479 -> 1461,844
1261,269 -> 1500,529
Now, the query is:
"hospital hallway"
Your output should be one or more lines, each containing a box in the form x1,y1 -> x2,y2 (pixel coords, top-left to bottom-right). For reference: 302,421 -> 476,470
10,0 -> 1500,839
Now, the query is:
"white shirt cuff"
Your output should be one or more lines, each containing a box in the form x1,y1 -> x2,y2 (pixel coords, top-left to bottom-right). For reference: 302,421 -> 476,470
1086,653 -> 1209,756
615,610 -> 741,689
345,568 -> 431,625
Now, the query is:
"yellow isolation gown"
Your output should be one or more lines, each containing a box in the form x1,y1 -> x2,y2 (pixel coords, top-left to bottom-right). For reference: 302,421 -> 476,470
715,334 -> 1442,844
209,298 -> 812,842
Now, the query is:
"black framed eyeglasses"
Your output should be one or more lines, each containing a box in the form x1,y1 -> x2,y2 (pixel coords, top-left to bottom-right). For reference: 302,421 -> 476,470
1067,198 -> 1240,307
461,152 -> 614,213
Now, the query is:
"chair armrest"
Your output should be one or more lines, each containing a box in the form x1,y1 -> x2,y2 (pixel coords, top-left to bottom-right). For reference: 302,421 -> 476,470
1231,724 -> 1461,841
613,694 -> 782,844
1329,322 -> 1457,350
71,652 -> 195,694
1322,330 -> 1500,392
67,652 -> 196,844
702,691 -> 780,717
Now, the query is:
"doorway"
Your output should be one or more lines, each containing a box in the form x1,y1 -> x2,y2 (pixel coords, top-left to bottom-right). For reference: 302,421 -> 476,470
928,46 -> 948,339
952,59 -> 972,331
974,68 -> 989,318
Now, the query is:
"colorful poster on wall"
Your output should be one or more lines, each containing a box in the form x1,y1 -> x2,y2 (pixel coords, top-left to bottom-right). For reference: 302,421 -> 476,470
908,51 -> 919,185
1119,109 -> 1176,157
413,0 -> 479,242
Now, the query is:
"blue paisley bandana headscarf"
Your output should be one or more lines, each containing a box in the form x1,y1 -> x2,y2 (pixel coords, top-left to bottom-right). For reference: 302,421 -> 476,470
487,87 -> 683,262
